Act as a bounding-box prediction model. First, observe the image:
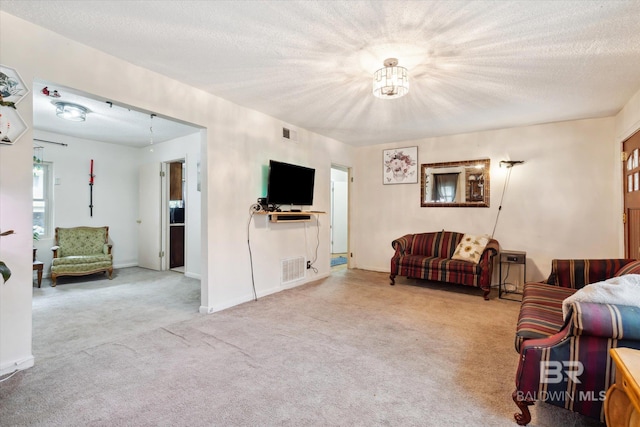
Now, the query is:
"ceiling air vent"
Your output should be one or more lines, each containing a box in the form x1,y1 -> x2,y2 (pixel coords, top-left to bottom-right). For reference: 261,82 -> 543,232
282,127 -> 298,142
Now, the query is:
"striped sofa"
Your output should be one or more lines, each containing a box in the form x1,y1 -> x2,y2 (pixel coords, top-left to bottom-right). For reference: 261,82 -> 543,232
513,258 -> 640,425
389,230 -> 499,299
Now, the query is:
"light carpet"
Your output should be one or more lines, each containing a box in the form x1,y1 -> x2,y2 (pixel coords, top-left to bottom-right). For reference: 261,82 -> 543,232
1,268 -> 602,426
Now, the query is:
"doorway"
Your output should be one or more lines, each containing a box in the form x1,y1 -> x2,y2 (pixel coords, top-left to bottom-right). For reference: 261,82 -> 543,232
330,165 -> 349,271
168,159 -> 186,272
138,154 -> 199,276
31,79 -> 203,279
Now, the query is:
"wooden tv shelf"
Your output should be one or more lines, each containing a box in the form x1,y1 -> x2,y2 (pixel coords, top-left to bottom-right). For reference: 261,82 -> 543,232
256,211 -> 325,223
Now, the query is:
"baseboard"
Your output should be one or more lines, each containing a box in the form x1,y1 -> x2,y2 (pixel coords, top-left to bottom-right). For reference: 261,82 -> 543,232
200,296 -> 252,314
199,292 -> 257,314
37,263 -> 140,279
199,274 -> 331,314
355,265 -> 388,273
300,272 -> 330,284
185,272 -> 201,280
200,289 -> 275,314
114,262 -> 138,269
199,305 -> 216,314
0,355 -> 34,377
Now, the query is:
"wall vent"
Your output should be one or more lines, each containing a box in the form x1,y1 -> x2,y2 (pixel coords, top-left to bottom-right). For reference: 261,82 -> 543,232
281,256 -> 306,284
282,127 -> 298,142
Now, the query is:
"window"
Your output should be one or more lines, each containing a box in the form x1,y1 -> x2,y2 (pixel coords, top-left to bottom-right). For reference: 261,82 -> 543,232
433,173 -> 459,202
33,162 -> 52,238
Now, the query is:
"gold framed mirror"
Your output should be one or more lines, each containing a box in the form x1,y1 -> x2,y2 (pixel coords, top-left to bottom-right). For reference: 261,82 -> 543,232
420,159 -> 490,207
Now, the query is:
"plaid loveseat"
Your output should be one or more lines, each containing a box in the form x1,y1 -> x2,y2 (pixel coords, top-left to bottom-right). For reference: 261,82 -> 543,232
513,258 -> 640,425
50,226 -> 113,286
389,230 -> 499,299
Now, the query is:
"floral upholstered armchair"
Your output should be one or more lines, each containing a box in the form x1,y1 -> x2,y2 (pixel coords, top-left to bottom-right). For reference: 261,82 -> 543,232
50,226 -> 113,286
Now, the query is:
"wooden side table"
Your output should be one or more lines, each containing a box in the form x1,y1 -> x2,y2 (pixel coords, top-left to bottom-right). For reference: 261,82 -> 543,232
33,260 -> 43,288
605,347 -> 640,426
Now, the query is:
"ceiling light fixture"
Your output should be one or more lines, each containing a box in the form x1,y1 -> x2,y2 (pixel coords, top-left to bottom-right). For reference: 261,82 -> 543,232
54,102 -> 88,122
373,58 -> 409,99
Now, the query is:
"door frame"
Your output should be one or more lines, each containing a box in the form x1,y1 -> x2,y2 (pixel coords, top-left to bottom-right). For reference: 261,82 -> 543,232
622,129 -> 640,259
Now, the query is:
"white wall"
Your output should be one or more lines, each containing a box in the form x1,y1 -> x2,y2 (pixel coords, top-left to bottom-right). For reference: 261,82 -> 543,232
331,168 -> 348,182
0,11 -> 355,375
30,130 -> 203,279
204,123 -> 352,312
352,117 -> 621,282
32,130 -> 140,275
0,79 -> 33,374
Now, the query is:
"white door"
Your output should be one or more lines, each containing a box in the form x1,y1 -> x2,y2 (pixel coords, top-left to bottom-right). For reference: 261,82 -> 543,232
331,181 -> 348,254
138,162 -> 162,270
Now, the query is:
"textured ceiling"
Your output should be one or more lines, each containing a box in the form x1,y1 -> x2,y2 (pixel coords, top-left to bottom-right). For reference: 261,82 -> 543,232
32,80 -> 201,147
3,0 -> 640,146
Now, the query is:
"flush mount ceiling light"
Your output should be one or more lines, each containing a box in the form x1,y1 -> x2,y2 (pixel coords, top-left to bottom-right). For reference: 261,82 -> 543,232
373,58 -> 409,99
54,102 -> 88,122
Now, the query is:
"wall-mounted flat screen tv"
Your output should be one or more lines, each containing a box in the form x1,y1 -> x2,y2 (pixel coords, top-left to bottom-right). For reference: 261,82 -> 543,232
266,160 -> 315,207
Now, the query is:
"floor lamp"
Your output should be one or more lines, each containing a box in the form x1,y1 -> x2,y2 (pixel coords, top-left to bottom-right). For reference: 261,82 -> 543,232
491,160 -> 524,238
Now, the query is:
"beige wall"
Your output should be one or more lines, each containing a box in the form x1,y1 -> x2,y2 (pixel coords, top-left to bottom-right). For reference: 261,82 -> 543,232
616,89 -> 640,142
1,10 -> 639,376
352,117 -> 622,283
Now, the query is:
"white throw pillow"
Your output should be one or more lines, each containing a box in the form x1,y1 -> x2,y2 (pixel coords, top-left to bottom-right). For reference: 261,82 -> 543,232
451,234 -> 490,264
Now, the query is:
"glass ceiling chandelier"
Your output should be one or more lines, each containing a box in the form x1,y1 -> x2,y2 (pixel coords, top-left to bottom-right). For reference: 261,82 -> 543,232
54,102 -> 88,122
373,58 -> 409,99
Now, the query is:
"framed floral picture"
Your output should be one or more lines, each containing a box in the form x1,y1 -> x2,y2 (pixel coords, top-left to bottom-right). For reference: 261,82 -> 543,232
383,146 -> 418,184
0,65 -> 29,105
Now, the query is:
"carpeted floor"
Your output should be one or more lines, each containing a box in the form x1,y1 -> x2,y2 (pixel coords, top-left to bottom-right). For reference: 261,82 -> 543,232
1,268 -> 602,426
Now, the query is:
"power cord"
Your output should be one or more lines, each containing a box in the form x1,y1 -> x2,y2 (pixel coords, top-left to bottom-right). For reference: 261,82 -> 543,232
0,369 -> 19,383
305,214 -> 321,274
500,262 -> 519,293
246,203 -> 261,301
247,206 -> 321,287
